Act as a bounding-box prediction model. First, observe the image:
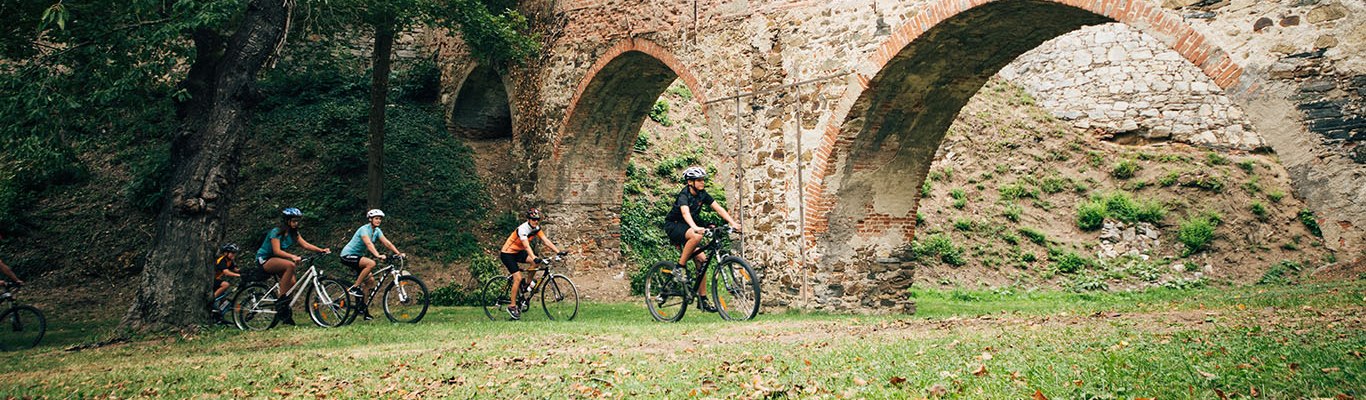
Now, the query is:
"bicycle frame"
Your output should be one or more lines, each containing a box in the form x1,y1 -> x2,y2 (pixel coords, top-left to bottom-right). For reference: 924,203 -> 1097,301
355,256 -> 412,306
671,226 -> 739,303
254,255 -> 330,308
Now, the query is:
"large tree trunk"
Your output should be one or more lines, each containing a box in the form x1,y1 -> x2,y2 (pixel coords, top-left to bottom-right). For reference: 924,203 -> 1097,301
120,0 -> 292,333
366,22 -> 396,209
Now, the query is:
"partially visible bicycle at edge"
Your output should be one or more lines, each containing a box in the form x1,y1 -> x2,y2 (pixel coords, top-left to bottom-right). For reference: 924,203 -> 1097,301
231,252 -> 351,330
0,283 -> 45,351
480,254 -> 579,321
644,224 -> 760,322
340,254 -> 430,325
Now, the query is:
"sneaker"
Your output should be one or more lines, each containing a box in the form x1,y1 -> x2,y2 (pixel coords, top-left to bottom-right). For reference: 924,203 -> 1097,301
672,263 -> 688,283
347,286 -> 364,298
507,306 -> 521,321
362,313 -> 374,321
697,297 -> 718,313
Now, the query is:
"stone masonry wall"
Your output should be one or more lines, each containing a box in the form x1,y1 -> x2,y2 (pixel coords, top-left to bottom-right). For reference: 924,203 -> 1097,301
999,23 -> 1264,150
426,0 -> 1366,313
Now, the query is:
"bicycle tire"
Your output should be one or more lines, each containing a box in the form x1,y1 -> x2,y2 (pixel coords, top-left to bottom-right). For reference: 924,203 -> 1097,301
644,261 -> 688,322
232,283 -> 275,331
711,256 -> 761,321
0,305 -> 45,351
540,275 -> 579,321
383,276 -> 429,323
307,278 -> 351,328
480,275 -> 512,321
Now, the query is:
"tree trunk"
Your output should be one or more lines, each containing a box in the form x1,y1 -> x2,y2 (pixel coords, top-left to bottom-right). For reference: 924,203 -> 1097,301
366,22 -> 395,209
120,0 -> 292,333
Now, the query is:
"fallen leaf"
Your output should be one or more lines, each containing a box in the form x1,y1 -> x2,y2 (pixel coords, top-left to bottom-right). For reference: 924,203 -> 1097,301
853,376 -> 867,386
1322,367 -> 1341,373
1250,385 -> 1259,397
1289,363 -> 1300,371
1032,389 -> 1048,400
928,384 -> 948,397
803,359 -> 812,366
972,365 -> 988,376
981,352 -> 993,361
1215,388 -> 1229,400
1196,369 -> 1218,380
889,376 -> 906,386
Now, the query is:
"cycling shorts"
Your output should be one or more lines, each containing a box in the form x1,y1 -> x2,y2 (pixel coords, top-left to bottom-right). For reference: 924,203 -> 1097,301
500,251 -> 529,273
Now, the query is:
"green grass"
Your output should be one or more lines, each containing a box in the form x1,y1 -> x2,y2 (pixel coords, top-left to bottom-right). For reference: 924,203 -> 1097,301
2,283 -> 1363,398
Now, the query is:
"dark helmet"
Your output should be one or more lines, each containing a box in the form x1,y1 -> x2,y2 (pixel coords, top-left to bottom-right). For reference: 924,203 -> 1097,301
282,207 -> 303,219
220,243 -> 241,253
526,208 -> 543,220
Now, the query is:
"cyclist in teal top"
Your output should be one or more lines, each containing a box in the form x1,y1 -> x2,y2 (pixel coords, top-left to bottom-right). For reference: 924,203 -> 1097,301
339,209 -> 404,320
256,207 -> 330,327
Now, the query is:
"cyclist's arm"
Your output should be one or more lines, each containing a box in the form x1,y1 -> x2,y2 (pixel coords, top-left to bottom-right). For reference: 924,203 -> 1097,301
681,205 -> 701,230
295,234 -> 330,254
362,234 -> 383,259
0,258 -> 22,285
709,202 -> 742,231
270,237 -> 298,261
222,269 -> 241,278
378,235 -> 402,257
537,231 -> 560,254
520,235 -> 537,260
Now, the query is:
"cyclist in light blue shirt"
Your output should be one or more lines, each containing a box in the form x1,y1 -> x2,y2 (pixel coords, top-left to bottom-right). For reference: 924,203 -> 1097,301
339,209 -> 404,320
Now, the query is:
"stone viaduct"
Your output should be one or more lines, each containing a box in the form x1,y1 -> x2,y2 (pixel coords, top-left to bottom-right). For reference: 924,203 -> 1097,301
428,0 -> 1365,312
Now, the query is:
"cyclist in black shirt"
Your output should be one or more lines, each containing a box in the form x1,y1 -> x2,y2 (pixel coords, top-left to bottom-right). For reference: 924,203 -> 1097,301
663,166 -> 742,312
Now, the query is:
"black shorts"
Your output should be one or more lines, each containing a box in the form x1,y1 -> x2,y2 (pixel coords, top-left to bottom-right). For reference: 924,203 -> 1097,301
664,221 -> 691,246
340,255 -> 363,271
500,251 -> 529,273
212,279 -> 227,290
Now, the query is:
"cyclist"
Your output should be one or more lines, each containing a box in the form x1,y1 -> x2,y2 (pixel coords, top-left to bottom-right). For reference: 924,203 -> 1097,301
339,209 -> 404,321
499,208 -> 566,320
212,243 -> 241,299
0,233 -> 23,287
664,166 -> 742,313
256,207 -> 331,327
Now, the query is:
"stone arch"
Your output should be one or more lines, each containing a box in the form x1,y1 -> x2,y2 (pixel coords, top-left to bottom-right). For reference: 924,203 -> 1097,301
447,64 -> 517,139
798,0 -> 1249,309
539,38 -> 712,272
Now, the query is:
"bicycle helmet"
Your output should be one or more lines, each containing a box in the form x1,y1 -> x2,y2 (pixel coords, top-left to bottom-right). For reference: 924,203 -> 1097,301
526,208 -> 542,220
220,243 -> 240,253
282,207 -> 303,218
366,209 -> 385,218
682,166 -> 708,181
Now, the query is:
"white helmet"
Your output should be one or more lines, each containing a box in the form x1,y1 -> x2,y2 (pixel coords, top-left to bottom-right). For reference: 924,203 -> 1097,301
366,209 -> 385,218
682,166 -> 708,181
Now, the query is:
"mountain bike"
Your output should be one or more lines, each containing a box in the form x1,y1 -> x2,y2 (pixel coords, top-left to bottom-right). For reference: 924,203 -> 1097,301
210,286 -> 235,325
230,253 -> 350,330
481,254 -> 578,321
644,225 -> 760,322
338,254 -> 429,325
0,284 -> 45,351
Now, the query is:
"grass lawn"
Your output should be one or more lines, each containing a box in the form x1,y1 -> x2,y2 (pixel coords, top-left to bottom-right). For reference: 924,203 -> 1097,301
0,282 -> 1362,398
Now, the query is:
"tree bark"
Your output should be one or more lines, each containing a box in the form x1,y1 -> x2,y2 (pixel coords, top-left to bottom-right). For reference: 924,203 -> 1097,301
120,0 -> 292,333
366,22 -> 395,210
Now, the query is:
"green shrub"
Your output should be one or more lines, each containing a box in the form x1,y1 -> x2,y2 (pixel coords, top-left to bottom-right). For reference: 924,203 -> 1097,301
1050,248 -> 1093,274
1158,170 -> 1181,187
1297,208 -> 1322,237
1038,176 -> 1069,194
1250,202 -> 1268,221
1002,203 -> 1022,223
952,198 -> 967,209
1067,274 -> 1109,292
665,82 -> 693,101
1019,228 -> 1048,245
998,182 -> 1037,201
949,188 -> 966,200
1257,260 -> 1302,285
634,131 -> 651,152
1177,212 -> 1221,256
1076,201 -> 1107,231
1111,159 -> 1139,179
908,233 -> 966,267
1237,160 -> 1256,173
649,99 -> 673,126
953,218 -> 976,232
920,181 -> 932,197
1181,174 -> 1224,192
1267,190 -> 1285,203
1241,176 -> 1262,194
1206,152 -> 1229,166
1019,252 -> 1037,262
1076,192 -> 1166,230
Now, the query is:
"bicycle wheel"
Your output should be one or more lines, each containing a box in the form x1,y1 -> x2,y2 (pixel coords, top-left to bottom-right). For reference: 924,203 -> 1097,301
306,278 -> 351,328
232,283 -> 275,331
382,276 -> 429,323
540,275 -> 579,321
712,256 -> 761,321
480,275 -> 512,321
0,305 -> 46,351
644,261 -> 688,322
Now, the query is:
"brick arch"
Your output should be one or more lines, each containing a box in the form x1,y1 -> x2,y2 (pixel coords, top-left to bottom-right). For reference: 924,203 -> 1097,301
553,38 -> 710,161
801,0 -> 1248,248
446,63 -> 518,140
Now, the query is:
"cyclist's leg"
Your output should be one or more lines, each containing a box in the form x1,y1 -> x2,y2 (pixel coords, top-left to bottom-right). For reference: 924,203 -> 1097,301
261,257 -> 297,297
693,251 -> 710,296
499,252 -> 525,313
680,230 -> 705,294
354,257 -> 376,290
213,280 -> 229,298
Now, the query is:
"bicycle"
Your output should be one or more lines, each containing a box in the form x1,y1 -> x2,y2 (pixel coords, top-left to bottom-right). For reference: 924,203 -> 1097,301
230,253 -> 351,330
338,254 -> 430,325
210,287 -> 235,325
0,284 -> 45,351
643,225 -> 760,322
480,254 -> 579,321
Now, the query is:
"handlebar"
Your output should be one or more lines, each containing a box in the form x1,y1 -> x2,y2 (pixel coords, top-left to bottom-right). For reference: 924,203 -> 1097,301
703,225 -> 741,238
536,253 -> 569,265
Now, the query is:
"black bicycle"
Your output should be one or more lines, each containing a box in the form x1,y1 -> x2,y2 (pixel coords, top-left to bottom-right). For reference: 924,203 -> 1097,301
480,254 -> 578,321
644,225 -> 760,322
339,254 -> 429,324
0,284 -> 45,351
